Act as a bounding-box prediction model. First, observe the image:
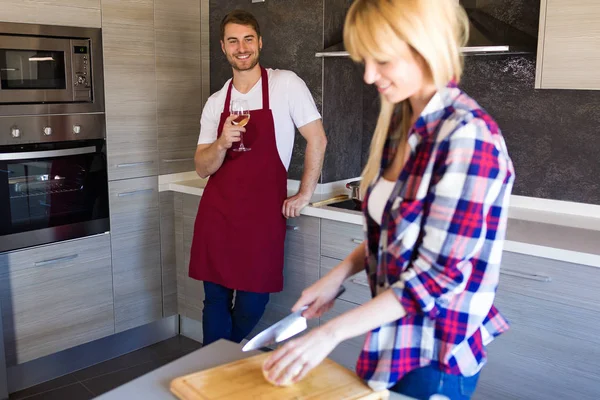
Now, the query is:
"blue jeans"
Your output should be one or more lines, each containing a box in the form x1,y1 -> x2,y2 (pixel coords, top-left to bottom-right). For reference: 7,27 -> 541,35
202,281 -> 270,346
389,365 -> 480,400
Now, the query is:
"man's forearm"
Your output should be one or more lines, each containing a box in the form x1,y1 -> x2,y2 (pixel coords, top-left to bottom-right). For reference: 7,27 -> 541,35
298,134 -> 327,198
195,142 -> 227,178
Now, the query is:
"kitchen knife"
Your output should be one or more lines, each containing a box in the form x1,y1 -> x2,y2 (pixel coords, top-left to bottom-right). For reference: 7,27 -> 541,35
242,285 -> 346,352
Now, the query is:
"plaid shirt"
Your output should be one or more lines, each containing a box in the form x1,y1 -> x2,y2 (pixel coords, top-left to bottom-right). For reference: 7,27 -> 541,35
356,81 -> 515,391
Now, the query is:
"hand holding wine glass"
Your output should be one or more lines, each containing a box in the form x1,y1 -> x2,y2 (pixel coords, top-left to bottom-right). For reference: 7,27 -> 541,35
230,99 -> 251,152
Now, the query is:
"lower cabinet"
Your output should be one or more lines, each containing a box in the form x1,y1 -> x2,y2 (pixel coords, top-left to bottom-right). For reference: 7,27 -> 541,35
474,251 -> 600,400
0,234 -> 114,365
109,176 -> 162,333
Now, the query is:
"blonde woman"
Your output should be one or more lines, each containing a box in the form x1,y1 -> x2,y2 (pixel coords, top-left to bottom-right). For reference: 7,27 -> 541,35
263,0 -> 515,398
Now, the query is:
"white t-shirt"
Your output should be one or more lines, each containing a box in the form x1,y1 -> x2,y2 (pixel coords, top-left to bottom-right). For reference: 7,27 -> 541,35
197,68 -> 321,170
368,177 -> 396,225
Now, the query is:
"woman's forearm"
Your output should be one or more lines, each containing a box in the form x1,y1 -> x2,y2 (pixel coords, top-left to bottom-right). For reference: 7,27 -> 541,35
326,241 -> 368,285
323,289 -> 406,344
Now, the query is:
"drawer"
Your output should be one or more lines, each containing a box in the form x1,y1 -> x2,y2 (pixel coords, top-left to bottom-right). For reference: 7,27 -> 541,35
0,234 -> 114,365
109,176 -> 159,218
158,133 -> 197,175
320,256 -> 371,306
499,251 -> 600,311
321,219 -> 364,260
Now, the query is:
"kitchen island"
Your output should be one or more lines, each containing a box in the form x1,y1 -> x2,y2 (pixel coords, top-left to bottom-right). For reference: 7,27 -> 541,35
95,339 -> 411,399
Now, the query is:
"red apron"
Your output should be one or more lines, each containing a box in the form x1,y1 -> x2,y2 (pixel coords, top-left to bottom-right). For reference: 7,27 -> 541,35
188,67 -> 288,293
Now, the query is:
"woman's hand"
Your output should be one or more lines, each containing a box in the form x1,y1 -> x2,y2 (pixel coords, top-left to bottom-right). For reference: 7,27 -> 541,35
262,325 -> 340,386
292,270 -> 345,319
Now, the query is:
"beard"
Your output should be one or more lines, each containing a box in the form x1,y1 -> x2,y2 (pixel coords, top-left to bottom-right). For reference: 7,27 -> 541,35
226,49 -> 260,72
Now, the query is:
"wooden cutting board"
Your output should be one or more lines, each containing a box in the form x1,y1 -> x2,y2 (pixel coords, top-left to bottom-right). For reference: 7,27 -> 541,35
170,352 -> 389,399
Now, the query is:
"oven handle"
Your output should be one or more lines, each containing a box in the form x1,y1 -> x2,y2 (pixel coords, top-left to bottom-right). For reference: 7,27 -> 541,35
0,146 -> 96,161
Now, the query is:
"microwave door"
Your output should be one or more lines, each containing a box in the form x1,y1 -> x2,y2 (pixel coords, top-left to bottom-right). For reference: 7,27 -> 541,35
0,35 -> 74,104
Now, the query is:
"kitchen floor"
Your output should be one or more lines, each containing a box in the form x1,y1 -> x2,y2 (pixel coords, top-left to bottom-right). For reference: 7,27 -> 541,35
9,335 -> 202,400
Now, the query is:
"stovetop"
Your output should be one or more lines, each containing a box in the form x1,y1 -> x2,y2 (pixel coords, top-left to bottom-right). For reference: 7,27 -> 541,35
327,199 -> 362,212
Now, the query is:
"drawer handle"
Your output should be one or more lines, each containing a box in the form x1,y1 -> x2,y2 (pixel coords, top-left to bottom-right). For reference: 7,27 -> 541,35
350,278 -> 370,287
35,254 -> 78,267
500,268 -> 551,282
286,225 -> 299,231
117,161 -> 154,168
163,158 -> 194,163
118,188 -> 154,197
351,238 -> 363,244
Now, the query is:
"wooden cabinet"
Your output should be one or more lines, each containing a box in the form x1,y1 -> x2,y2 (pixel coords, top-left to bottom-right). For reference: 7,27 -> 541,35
0,0 -> 101,27
474,251 -> 600,400
102,0 -> 158,181
109,177 -> 162,333
160,191 -> 177,317
536,0 -> 600,90
0,234 -> 114,365
155,0 -> 203,175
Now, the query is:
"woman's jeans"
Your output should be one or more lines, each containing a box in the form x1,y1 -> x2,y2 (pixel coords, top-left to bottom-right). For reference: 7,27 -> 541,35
202,281 -> 270,346
389,364 -> 481,400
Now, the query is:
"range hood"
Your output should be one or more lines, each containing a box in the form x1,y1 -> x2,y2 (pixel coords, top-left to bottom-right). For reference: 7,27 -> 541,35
316,8 -> 537,58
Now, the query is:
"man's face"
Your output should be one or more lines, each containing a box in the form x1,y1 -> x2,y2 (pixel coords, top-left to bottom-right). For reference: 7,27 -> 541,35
221,23 -> 262,72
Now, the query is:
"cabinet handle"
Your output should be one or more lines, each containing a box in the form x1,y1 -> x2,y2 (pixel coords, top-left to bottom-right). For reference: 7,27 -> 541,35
117,161 -> 153,168
117,188 -> 154,197
350,278 -> 370,287
35,254 -> 78,267
286,225 -> 299,231
351,238 -> 363,244
500,268 -> 551,282
163,158 -> 194,163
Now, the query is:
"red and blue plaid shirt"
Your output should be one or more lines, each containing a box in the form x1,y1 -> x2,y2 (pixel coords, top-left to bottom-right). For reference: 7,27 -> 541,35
356,81 -> 515,391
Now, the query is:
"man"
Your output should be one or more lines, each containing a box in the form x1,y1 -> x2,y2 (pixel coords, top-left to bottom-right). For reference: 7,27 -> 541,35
189,9 -> 327,346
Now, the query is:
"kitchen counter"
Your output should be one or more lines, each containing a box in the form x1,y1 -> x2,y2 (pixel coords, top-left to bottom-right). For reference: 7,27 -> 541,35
95,339 -> 411,400
158,172 -> 600,269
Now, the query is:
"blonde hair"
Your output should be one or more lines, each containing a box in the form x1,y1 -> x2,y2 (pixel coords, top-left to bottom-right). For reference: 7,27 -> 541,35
343,0 -> 469,193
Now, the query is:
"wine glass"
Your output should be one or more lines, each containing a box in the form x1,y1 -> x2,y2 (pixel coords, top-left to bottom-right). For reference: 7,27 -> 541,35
230,99 -> 251,152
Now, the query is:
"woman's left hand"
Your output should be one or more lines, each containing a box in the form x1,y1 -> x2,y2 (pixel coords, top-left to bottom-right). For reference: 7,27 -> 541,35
262,325 -> 340,386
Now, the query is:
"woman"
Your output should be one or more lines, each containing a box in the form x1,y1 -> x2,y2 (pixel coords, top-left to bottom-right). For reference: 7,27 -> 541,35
263,0 -> 515,399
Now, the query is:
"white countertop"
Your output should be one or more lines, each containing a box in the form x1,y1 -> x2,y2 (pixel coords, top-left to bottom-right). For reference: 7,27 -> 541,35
158,172 -> 600,269
95,339 -> 411,400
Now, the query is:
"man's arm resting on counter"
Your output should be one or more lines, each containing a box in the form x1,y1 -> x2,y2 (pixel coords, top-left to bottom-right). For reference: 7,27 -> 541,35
194,142 -> 227,179
296,119 -> 327,198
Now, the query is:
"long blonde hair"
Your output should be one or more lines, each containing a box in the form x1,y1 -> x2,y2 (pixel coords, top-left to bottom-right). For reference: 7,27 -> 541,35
343,0 -> 469,193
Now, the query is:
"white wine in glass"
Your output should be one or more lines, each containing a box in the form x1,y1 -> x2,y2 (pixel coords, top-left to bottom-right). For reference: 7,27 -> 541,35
230,99 -> 251,152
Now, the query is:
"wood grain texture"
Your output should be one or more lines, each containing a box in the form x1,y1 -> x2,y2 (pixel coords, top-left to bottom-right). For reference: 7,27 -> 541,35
321,219 -> 364,260
170,352 -> 389,400
108,177 -> 162,333
538,0 -> 600,89
321,256 -> 371,306
0,0 -> 101,27
0,235 -> 114,365
160,191 -> 178,317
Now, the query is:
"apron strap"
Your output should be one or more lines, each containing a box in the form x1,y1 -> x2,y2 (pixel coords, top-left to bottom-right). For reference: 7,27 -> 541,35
222,67 -> 270,114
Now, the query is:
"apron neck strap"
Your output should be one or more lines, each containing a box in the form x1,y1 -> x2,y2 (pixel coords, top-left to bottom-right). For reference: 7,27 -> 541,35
223,66 -> 270,113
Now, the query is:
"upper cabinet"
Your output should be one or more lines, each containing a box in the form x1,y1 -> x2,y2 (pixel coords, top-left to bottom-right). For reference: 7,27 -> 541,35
536,0 -> 600,90
0,0 -> 101,27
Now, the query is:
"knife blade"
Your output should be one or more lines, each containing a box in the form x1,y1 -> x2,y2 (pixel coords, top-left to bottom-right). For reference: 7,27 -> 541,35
242,285 -> 346,352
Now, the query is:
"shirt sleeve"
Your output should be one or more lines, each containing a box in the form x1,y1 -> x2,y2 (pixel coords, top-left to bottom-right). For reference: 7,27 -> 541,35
197,96 -> 219,145
286,72 -> 322,129
391,120 -> 513,318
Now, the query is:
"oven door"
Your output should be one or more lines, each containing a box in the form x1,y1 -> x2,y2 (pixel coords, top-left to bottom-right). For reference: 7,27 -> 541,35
0,139 -> 109,253
0,35 -> 74,104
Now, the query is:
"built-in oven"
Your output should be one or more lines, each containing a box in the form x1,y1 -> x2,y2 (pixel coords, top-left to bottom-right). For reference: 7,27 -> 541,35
0,22 -> 103,117
0,137 -> 109,253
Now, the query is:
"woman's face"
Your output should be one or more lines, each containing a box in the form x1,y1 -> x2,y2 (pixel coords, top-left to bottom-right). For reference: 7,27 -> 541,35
362,40 -> 430,104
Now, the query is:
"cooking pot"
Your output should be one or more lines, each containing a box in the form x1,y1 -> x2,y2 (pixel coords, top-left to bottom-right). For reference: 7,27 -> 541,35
346,180 -> 362,201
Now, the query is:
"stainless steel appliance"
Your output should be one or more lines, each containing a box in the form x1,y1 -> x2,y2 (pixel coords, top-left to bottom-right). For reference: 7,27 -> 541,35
0,22 -> 108,254
0,22 -> 104,117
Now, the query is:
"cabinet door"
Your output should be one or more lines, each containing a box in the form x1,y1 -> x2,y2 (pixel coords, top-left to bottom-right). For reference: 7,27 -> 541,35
536,0 -> 600,90
180,193 -> 203,322
102,0 -> 159,180
247,216 -> 321,342
155,0 -> 202,175
321,219 -> 363,261
160,191 -> 177,317
474,251 -> 600,400
109,176 -> 162,333
0,234 -> 114,365
0,0 -> 101,27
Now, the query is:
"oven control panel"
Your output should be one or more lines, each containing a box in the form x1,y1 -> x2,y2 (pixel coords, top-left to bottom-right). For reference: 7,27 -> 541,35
71,39 -> 93,102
